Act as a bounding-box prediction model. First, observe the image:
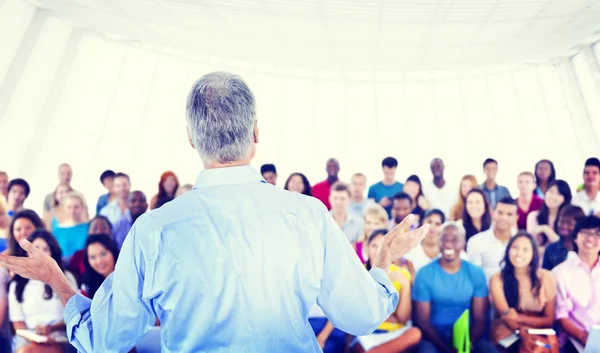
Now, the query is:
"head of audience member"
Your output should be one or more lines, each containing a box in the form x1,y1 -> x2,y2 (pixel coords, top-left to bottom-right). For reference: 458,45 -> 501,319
363,205 -> 388,242
129,191 -> 148,222
391,192 -> 413,225
13,229 -> 63,302
459,175 -> 478,199
583,157 -> 600,191
112,173 -> 131,201
430,158 -> 444,180
421,209 -> 446,242
61,191 -> 89,224
8,210 -> 44,255
0,197 -> 9,229
483,158 -> 498,182
535,160 -> 556,188
349,173 -> 367,201
494,197 -> 518,232
500,232 -> 541,308
557,205 -> 585,239
83,234 -> 119,298
439,222 -> 466,263
381,157 -> 398,184
158,171 -> 180,199
536,180 -> 572,230
53,183 -> 73,208
325,158 -> 340,180
0,171 -> 8,198
572,216 -> 600,258
57,163 -> 73,185
462,189 -> 492,237
175,183 -> 193,197
403,175 -> 423,203
260,164 -> 277,185
284,173 -> 312,196
88,215 -> 112,236
6,178 -> 30,212
100,170 -> 115,193
517,172 -> 537,197
365,228 -> 388,270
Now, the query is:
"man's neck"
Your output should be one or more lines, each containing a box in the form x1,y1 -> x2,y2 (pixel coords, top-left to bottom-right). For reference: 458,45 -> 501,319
351,194 -> 364,203
440,257 -> 461,273
579,252 -> 599,270
331,210 -> 347,223
485,179 -> 497,189
584,186 -> 599,200
7,203 -> 21,212
382,178 -> 395,186
493,227 -> 512,242
433,177 -> 445,188
132,213 -> 142,223
203,159 -> 251,169
519,193 -> 532,202
327,176 -> 338,185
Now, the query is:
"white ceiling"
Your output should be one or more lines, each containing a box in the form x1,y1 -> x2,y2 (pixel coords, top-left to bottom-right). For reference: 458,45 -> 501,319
25,0 -> 600,70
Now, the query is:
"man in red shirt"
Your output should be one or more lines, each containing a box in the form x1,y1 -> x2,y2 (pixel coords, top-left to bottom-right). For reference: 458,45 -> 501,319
312,158 -> 340,210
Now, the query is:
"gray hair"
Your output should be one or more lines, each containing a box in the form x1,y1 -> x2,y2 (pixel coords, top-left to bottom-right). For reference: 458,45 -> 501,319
439,221 -> 466,241
186,71 -> 256,164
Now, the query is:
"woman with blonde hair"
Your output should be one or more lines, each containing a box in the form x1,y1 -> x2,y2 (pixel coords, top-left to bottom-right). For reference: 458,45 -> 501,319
52,191 -> 90,261
355,205 -> 389,263
43,183 -> 72,231
449,175 -> 478,221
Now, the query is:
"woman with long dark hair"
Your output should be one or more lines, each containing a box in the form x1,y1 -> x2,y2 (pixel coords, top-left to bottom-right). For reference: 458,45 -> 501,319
284,173 -> 312,196
150,171 -> 180,210
489,232 -> 557,352
82,235 -> 119,298
460,189 -> 492,242
8,230 -> 77,353
527,180 -> 572,253
7,210 -> 45,255
534,160 -> 556,199
402,175 -> 430,217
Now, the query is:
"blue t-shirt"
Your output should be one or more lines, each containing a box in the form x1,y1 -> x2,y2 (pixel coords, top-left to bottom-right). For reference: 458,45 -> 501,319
0,238 -> 7,253
367,181 -> 404,218
52,222 -> 90,259
412,259 -> 488,336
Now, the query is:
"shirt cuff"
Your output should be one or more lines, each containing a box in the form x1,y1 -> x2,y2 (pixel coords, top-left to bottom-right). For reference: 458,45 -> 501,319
64,293 -> 92,337
369,267 -> 399,295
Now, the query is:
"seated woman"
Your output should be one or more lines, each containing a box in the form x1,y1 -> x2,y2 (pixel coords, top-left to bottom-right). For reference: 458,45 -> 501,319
351,229 -> 421,353
405,209 -> 445,274
541,205 -> 585,270
52,191 -> 90,261
150,171 -> 180,210
402,175 -> 430,217
8,230 -> 78,353
6,210 -> 45,255
355,205 -> 389,263
553,216 -> 600,352
43,183 -> 72,231
460,189 -> 492,242
284,173 -> 312,196
526,180 -> 572,256
449,175 -> 478,221
81,235 -> 119,298
413,222 -> 497,353
67,215 -> 113,282
533,160 -> 555,199
489,232 -> 558,352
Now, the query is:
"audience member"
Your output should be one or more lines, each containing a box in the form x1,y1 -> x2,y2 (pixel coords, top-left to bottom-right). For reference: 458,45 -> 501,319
542,205 -> 585,270
368,157 -> 403,219
467,197 -> 518,282
52,191 -> 90,260
43,183 -> 73,231
149,171 -> 180,210
527,180 -> 572,252
355,205 -> 389,263
99,172 -> 131,225
175,183 -> 193,197
9,230 -> 77,353
67,215 -> 113,283
572,157 -> 600,215
6,210 -> 44,256
515,172 -> 544,230
489,232 -> 558,352
0,266 -> 9,352
42,164 -> 75,215
405,209 -> 446,274
553,216 -> 600,352
348,173 -> 373,216
112,191 -> 148,249
0,198 -> 9,252
260,164 -> 277,186
0,171 -> 8,200
460,189 -> 492,242
95,170 -> 116,215
353,229 -> 421,353
284,173 -> 312,196
329,183 -> 363,244
6,179 -> 30,218
449,175 -> 478,221
480,158 -> 512,210
313,158 -> 341,210
534,160 -> 556,199
81,235 -> 119,298
413,222 -> 496,353
390,193 -> 415,229
422,159 -> 456,218
402,175 -> 430,219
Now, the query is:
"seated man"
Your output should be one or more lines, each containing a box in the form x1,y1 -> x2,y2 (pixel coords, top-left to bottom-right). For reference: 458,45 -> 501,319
553,216 -> 600,352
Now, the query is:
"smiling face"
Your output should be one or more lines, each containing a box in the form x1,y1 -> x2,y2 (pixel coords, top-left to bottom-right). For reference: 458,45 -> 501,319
575,227 -> 600,256
508,236 -> 534,269
367,234 -> 384,264
544,185 -> 565,210
287,175 -> 305,193
439,225 -> 465,262
402,181 -> 420,199
466,192 -> 485,219
364,213 -> 387,239
87,242 -> 116,278
460,179 -> 474,198
31,237 -> 51,257
12,217 -> 36,243
423,213 -> 443,240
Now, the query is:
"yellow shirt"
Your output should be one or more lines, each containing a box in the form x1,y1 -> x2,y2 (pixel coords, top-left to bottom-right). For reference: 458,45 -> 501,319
377,264 -> 411,331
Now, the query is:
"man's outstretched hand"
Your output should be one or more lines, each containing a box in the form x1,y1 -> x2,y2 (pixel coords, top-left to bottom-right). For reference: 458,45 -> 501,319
372,214 -> 429,271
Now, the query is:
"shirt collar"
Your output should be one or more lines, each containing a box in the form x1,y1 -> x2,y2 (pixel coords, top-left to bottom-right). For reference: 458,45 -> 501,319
568,251 -> 600,270
194,165 -> 266,189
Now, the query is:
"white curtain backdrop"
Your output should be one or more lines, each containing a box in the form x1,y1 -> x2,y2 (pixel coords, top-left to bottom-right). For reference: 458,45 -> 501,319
1,1 -> 600,215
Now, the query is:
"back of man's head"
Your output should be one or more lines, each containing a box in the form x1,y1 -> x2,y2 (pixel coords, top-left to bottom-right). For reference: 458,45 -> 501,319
260,164 -> 277,175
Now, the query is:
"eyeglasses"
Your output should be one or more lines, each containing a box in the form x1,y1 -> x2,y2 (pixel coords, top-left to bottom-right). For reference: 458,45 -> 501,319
579,229 -> 600,238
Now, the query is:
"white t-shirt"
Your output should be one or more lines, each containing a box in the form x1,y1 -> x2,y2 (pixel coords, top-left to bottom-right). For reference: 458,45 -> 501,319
571,190 -> 600,216
466,228 -> 514,283
422,180 -> 457,218
9,272 -> 77,329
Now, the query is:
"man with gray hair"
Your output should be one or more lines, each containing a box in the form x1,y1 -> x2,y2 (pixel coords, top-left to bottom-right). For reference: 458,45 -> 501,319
0,71 -> 428,353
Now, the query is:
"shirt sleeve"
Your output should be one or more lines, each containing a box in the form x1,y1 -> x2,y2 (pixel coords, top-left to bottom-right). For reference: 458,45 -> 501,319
63,223 -> 157,352
367,185 -> 376,200
411,268 -> 431,302
466,237 -> 483,267
553,266 -> 572,320
316,206 -> 398,336
43,193 -> 53,214
8,281 -> 25,323
471,265 -> 488,298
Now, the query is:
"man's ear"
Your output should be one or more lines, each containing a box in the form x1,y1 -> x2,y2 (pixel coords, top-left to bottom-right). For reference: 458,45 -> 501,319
253,122 -> 259,143
187,127 -> 195,148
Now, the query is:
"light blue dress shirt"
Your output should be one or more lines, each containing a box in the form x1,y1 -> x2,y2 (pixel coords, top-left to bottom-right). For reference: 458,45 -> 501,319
64,165 -> 399,352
